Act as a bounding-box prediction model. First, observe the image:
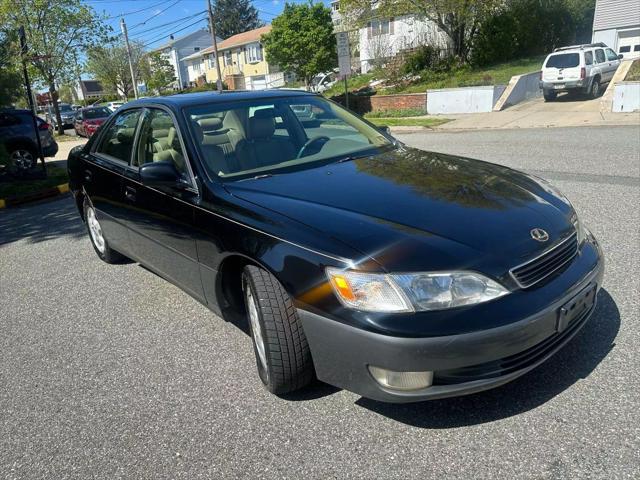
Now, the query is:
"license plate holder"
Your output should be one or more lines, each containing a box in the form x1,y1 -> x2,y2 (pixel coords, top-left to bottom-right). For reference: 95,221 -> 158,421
554,84 -> 565,89
557,285 -> 596,333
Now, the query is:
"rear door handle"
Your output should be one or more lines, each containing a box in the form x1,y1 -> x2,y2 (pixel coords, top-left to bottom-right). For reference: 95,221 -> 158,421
84,169 -> 92,182
125,186 -> 136,202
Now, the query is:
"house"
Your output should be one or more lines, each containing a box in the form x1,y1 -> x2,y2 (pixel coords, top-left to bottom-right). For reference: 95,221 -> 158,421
330,1 -> 448,73
76,80 -> 105,101
592,0 -> 640,59
182,25 -> 284,90
153,29 -> 213,89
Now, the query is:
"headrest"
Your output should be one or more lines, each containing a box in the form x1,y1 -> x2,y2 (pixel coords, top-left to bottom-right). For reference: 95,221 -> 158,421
248,109 -> 275,140
197,117 -> 222,131
116,128 -> 135,145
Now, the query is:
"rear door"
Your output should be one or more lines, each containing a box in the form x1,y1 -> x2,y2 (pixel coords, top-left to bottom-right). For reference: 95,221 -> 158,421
82,108 -> 143,255
121,107 -> 205,301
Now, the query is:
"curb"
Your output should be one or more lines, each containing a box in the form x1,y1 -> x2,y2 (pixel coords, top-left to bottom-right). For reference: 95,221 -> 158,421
0,183 -> 69,209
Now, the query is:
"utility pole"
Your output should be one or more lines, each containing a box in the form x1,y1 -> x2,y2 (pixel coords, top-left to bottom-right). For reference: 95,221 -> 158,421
18,26 -> 45,172
207,0 -> 224,91
120,18 -> 139,100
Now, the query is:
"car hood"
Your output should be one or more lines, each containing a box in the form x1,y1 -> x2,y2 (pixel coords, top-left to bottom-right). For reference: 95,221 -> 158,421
225,147 -> 575,273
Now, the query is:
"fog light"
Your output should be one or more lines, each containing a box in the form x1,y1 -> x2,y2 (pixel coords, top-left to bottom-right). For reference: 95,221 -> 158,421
368,366 -> 433,391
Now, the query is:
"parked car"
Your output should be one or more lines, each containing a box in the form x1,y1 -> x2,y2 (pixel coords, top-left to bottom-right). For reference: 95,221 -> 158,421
105,102 -> 124,112
540,42 -> 622,101
45,102 -> 76,129
73,106 -> 112,138
0,109 -> 58,170
67,91 -> 603,403
310,71 -> 337,93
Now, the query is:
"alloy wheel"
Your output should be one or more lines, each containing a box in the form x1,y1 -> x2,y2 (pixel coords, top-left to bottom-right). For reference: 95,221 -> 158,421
86,206 -> 106,254
10,149 -> 34,170
246,285 -> 268,376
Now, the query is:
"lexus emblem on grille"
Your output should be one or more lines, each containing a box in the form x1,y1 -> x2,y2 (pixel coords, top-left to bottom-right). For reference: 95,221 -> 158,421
530,228 -> 549,242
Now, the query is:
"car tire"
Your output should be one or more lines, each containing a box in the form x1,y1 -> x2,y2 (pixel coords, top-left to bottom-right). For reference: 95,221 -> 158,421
83,197 -> 125,264
543,90 -> 557,102
242,265 -> 314,395
589,78 -> 601,99
8,145 -> 36,170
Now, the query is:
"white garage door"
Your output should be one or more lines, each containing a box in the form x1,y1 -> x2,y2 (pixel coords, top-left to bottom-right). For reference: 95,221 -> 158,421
618,30 -> 640,59
249,75 -> 267,90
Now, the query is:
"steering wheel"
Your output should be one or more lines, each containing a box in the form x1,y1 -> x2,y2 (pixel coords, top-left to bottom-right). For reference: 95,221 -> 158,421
297,136 -> 330,159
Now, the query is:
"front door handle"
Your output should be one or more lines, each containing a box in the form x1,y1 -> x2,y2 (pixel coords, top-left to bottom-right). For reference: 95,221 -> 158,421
125,186 -> 136,202
84,169 -> 92,182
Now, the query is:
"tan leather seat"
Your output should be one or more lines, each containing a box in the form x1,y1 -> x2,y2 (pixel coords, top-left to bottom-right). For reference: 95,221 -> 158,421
235,108 -> 296,171
153,127 -> 185,172
191,122 -> 228,175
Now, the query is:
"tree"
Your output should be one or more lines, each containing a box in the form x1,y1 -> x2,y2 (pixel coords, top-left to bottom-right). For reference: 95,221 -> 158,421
0,30 -> 22,107
140,52 -> 176,93
0,0 -> 109,133
212,0 -> 263,39
565,0 -> 596,44
86,41 -> 145,99
339,0 -> 502,62
262,3 -> 336,88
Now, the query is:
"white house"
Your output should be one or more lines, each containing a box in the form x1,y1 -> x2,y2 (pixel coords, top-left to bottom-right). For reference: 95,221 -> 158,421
330,1 -> 448,73
592,0 -> 640,59
153,29 -> 213,89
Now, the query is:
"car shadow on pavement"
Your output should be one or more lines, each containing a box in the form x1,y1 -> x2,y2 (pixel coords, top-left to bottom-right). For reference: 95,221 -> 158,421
355,288 -> 620,428
0,196 -> 85,246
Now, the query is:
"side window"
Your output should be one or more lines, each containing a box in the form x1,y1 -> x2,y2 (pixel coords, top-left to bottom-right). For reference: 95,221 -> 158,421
584,51 -> 593,65
595,49 -> 605,63
0,113 -> 19,127
96,109 -> 142,163
135,109 -> 188,177
606,48 -> 619,61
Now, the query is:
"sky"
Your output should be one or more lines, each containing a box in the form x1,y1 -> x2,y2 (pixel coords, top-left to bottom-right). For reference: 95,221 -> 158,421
87,0 -> 330,50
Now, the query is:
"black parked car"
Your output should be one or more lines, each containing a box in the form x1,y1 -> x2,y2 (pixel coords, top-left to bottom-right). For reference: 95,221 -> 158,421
67,91 -> 603,403
1,109 -> 58,170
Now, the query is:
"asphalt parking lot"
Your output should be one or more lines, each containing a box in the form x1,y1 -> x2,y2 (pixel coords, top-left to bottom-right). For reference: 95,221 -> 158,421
1,125 -> 639,479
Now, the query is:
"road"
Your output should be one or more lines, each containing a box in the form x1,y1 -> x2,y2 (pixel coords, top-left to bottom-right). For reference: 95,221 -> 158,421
1,126 -> 639,479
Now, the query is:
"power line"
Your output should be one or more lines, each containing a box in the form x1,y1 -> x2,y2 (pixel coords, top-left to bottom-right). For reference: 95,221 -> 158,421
102,0 -> 174,20
128,0 -> 182,29
142,15 -> 208,48
128,10 -> 206,37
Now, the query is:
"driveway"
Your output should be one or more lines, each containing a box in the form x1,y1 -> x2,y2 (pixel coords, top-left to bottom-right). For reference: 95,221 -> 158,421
0,126 -> 638,479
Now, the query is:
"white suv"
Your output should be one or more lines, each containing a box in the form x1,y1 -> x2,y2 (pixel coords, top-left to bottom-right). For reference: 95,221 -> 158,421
540,43 -> 622,101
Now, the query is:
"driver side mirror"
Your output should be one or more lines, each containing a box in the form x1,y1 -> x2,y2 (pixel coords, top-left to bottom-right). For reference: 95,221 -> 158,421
378,125 -> 391,135
618,54 -> 624,60
139,161 -> 189,190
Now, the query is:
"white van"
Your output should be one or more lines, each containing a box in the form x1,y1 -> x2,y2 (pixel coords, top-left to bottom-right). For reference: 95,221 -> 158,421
540,43 -> 622,101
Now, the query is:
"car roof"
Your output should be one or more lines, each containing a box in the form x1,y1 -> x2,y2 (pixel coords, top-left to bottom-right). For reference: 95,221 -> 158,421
121,89 -> 317,110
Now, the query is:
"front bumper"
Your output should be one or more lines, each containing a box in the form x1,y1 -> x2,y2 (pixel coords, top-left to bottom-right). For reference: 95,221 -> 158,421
300,251 -> 604,403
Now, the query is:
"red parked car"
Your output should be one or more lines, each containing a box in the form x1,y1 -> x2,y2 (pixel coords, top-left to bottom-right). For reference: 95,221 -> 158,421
73,106 -> 112,138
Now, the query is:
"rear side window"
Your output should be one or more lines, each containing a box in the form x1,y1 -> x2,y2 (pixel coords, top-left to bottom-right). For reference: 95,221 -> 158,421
595,49 -> 605,63
95,109 -> 142,163
0,113 -> 20,127
545,53 -> 579,68
584,51 -> 593,65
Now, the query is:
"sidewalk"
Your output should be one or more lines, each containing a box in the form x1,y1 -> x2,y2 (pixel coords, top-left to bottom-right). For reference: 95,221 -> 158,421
47,137 -> 86,168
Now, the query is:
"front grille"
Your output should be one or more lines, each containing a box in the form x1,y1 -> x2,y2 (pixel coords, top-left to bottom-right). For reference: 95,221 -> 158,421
510,232 -> 578,288
434,304 -> 591,385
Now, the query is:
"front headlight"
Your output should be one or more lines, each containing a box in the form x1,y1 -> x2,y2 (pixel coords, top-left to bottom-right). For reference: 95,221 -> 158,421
327,268 -> 509,313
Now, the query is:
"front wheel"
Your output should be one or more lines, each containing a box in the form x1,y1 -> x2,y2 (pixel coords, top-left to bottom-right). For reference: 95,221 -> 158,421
9,147 -> 36,170
242,265 -> 314,394
83,198 -> 125,264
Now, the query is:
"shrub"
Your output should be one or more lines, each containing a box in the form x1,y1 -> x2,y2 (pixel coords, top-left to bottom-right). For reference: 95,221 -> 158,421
0,143 -> 9,169
402,45 -> 454,75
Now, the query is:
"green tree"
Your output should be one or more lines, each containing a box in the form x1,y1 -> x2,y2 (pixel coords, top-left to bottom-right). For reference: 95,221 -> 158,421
262,3 -> 336,88
86,41 -> 145,99
212,0 -> 263,39
339,0 -> 502,61
0,0 -> 109,133
0,30 -> 22,107
140,52 -> 176,93
565,0 -> 596,44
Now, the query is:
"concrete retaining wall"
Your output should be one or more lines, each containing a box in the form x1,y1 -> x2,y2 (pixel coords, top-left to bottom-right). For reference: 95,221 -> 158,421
493,71 -> 542,111
427,85 -> 506,114
612,82 -> 640,112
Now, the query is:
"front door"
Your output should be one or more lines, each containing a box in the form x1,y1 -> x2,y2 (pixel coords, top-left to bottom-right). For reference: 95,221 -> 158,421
83,108 -> 143,255
121,107 -> 205,301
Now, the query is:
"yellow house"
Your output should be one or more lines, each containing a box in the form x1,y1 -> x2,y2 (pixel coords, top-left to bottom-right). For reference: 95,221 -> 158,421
183,25 -> 280,90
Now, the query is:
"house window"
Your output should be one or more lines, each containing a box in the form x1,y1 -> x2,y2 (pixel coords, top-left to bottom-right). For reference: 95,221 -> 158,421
193,61 -> 201,73
246,43 -> 263,63
368,18 -> 393,36
224,50 -> 233,67
194,47 -> 200,51
206,54 -> 216,69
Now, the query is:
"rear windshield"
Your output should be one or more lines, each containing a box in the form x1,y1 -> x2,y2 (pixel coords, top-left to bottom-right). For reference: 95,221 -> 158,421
58,104 -> 73,112
545,53 -> 580,68
84,107 -> 111,119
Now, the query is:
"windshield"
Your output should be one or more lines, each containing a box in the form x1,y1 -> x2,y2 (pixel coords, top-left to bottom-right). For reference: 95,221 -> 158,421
59,104 -> 73,112
545,53 -> 580,68
185,96 -> 392,180
84,107 -> 111,119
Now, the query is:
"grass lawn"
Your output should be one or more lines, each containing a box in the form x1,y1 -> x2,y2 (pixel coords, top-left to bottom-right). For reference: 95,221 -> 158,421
625,60 -> 640,81
367,117 -> 451,128
0,165 -> 68,198
54,133 -> 81,142
364,108 -> 426,118
323,72 -> 377,97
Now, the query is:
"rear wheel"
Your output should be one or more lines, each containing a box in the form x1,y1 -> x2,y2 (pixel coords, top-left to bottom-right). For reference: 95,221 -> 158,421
543,89 -> 557,102
242,265 -> 314,394
83,198 -> 125,264
8,146 -> 36,170
589,78 -> 601,99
